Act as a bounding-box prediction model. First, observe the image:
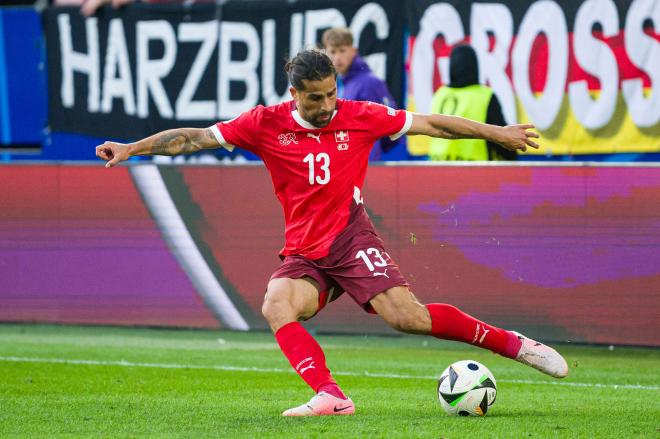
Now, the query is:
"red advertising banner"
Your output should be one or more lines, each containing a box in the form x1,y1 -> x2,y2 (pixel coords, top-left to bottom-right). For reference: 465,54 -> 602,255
0,165 -> 218,328
167,164 -> 660,346
1,164 -> 659,346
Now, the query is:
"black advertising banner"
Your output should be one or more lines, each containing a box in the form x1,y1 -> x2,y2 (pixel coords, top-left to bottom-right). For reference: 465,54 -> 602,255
44,1 -> 404,139
405,0 -> 659,155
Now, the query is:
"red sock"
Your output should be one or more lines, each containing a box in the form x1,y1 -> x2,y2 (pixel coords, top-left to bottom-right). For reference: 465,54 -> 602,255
275,322 -> 347,399
425,304 -> 521,358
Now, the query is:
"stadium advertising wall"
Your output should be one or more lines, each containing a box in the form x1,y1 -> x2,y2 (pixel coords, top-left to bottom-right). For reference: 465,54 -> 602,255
1,164 -> 659,347
407,0 -> 659,156
43,1 -> 404,140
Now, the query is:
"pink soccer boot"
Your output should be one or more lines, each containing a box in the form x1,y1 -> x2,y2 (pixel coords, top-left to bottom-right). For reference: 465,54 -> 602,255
512,331 -> 569,378
282,392 -> 355,417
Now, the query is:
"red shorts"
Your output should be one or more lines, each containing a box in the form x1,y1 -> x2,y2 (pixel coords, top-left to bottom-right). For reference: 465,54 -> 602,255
270,207 -> 408,314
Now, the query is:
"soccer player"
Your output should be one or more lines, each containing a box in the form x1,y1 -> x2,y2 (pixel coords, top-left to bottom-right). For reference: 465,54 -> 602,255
96,49 -> 568,417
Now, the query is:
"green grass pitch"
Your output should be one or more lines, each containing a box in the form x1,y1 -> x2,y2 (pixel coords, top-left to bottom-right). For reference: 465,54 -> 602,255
1,324 -> 658,438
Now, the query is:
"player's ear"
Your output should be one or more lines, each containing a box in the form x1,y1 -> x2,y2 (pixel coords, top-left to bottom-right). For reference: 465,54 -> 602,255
289,86 -> 298,101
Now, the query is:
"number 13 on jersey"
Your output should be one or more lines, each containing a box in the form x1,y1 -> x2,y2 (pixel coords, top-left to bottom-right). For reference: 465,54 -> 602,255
303,153 -> 330,185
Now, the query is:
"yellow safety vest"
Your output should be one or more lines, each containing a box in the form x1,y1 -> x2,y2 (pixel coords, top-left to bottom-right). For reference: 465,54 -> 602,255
429,84 -> 492,161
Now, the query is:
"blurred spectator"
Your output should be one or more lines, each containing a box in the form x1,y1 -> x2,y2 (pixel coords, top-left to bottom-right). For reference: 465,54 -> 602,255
82,0 -> 132,16
429,44 -> 516,161
53,0 -> 133,16
322,26 -> 405,162
55,0 -> 218,16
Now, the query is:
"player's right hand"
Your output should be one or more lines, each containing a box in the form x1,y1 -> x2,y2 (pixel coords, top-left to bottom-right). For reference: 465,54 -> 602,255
95,141 -> 131,168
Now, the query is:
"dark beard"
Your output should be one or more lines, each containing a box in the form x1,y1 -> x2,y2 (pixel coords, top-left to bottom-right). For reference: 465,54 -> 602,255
310,112 -> 333,127
311,117 -> 331,128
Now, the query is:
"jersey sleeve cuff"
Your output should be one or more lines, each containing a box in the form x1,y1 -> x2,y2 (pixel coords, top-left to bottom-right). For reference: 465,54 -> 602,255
209,124 -> 236,152
389,111 -> 413,140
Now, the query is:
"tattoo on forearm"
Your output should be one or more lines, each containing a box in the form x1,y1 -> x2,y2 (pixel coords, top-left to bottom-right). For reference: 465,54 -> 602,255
204,128 -> 215,142
150,130 -> 199,155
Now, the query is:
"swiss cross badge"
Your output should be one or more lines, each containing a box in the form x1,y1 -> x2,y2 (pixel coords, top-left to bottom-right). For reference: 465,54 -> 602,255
334,130 -> 349,142
278,132 -> 298,146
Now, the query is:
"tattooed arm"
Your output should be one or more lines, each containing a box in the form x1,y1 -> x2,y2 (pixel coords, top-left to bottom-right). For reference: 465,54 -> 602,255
95,127 -> 220,168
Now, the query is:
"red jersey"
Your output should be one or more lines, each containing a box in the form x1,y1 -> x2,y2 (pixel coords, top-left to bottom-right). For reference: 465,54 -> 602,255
211,99 -> 412,259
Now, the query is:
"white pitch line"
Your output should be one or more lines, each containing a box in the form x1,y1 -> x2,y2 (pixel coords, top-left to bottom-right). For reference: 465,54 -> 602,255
1,356 -> 658,391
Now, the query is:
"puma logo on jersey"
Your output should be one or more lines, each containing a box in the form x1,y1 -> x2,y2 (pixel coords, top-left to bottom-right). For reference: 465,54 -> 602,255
278,132 -> 298,146
373,269 -> 389,278
307,132 -> 321,143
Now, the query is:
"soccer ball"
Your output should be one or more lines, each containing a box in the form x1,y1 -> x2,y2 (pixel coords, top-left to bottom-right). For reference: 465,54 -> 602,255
437,360 -> 497,416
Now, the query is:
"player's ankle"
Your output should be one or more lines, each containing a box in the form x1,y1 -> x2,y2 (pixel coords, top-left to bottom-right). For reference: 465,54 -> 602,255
318,383 -> 347,400
500,330 -> 523,359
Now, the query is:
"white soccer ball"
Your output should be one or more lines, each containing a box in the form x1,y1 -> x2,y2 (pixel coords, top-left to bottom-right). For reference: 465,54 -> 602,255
437,360 -> 497,416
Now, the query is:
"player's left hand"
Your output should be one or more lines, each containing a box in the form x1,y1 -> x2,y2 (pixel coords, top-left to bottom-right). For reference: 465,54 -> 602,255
496,124 -> 540,152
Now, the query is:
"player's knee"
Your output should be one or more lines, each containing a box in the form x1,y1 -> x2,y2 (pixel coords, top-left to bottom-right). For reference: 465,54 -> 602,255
261,280 -> 297,324
261,294 -> 289,323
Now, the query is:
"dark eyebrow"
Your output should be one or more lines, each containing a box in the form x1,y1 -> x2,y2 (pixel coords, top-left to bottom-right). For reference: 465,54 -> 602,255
307,87 -> 337,99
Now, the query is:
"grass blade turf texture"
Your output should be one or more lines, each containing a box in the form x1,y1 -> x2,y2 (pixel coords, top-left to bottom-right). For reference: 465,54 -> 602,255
0,324 -> 658,438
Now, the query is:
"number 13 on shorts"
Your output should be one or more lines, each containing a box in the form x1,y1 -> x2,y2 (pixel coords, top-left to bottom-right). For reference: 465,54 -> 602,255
355,247 -> 391,277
